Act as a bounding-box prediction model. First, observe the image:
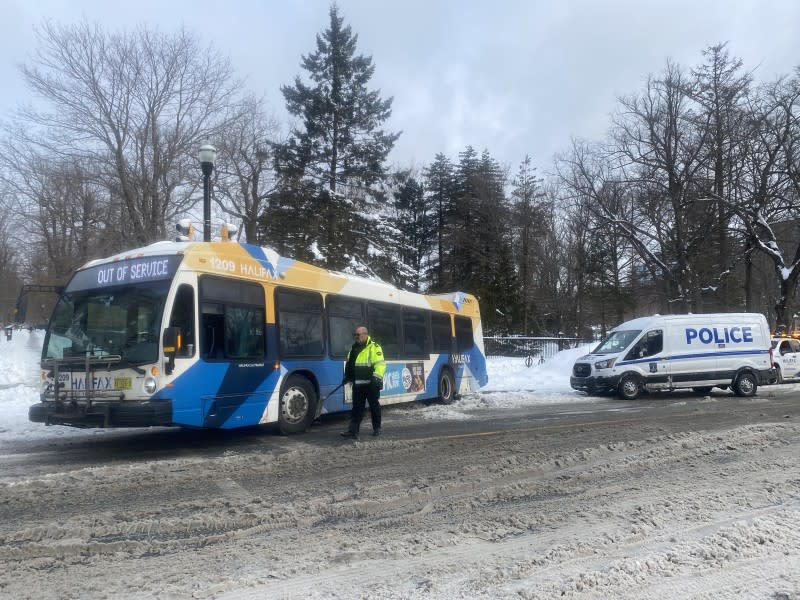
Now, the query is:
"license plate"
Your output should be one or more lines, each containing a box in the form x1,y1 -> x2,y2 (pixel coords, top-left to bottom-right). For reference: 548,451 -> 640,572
114,377 -> 132,390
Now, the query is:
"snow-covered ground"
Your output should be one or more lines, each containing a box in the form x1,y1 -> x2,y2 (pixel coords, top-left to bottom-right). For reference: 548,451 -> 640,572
2,331 -> 799,600
0,329 -> 106,444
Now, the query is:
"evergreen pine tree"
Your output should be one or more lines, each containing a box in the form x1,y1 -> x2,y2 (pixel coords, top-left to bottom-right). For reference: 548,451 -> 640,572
390,174 -> 436,291
510,155 -> 545,334
443,147 -> 516,331
448,146 -> 482,290
275,4 -> 400,271
423,153 -> 456,291
472,150 -> 517,332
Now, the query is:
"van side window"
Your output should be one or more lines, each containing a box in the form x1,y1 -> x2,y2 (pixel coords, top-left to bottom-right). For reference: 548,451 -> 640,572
626,329 -> 663,360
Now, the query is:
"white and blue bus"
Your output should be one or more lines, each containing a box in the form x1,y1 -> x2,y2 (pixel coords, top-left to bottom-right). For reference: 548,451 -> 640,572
30,238 -> 488,432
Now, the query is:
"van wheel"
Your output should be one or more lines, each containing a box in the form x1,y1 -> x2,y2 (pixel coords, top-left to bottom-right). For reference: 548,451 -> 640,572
733,372 -> 757,397
438,368 -> 455,404
774,366 -> 783,384
279,375 -> 317,434
618,374 -> 642,400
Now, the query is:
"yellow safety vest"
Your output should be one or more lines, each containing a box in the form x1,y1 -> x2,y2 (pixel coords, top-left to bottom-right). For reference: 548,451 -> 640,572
348,337 -> 386,385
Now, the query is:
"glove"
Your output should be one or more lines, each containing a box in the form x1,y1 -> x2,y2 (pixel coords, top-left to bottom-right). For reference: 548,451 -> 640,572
371,375 -> 383,390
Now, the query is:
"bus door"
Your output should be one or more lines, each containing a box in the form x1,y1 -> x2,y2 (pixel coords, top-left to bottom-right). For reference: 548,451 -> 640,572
194,277 -> 273,428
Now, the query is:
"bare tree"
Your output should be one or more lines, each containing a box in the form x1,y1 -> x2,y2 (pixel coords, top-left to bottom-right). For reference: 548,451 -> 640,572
213,97 -> 281,243
727,74 -> 800,327
610,61 -> 717,310
556,140 -> 640,328
688,43 -> 753,308
17,20 -> 242,245
0,136 -> 112,281
0,192 -> 23,322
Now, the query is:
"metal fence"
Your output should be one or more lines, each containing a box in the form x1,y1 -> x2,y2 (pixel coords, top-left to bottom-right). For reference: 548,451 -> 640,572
483,336 -> 593,363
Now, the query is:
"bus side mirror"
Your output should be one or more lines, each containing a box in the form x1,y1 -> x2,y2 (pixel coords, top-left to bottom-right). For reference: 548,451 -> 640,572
163,326 -> 182,374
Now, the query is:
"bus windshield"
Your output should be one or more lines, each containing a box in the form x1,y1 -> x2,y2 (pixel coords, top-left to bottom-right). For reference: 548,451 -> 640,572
592,330 -> 641,354
43,281 -> 170,364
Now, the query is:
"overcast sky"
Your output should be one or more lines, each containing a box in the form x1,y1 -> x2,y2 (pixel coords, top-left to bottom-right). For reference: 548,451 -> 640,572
1,0 -> 799,172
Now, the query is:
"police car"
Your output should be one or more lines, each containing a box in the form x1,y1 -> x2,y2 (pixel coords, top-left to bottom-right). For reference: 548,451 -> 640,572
770,336 -> 800,382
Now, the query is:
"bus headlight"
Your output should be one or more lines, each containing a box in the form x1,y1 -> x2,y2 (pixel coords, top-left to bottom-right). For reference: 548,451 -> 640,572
143,377 -> 158,394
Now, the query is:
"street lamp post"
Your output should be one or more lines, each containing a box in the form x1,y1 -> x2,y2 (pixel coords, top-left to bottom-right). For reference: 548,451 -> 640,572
198,145 -> 217,242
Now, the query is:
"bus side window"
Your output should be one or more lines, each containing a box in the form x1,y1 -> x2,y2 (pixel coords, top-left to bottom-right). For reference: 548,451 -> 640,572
201,303 -> 225,359
431,313 -> 452,354
455,316 -> 474,353
199,277 -> 266,361
276,288 -> 324,357
169,284 -> 196,357
367,302 -> 400,359
327,295 -> 364,358
402,308 -> 429,358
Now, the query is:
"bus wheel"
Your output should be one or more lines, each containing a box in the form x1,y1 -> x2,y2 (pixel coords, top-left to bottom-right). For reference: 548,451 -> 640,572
733,372 -> 757,397
279,375 -> 317,434
438,369 -> 455,404
617,374 -> 642,400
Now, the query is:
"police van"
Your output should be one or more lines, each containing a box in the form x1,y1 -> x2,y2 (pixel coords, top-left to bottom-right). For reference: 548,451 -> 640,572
570,313 -> 774,399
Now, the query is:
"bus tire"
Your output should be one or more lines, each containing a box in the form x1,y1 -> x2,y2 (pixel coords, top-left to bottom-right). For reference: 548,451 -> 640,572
438,368 -> 455,404
278,375 -> 317,435
617,373 -> 642,400
733,371 -> 757,397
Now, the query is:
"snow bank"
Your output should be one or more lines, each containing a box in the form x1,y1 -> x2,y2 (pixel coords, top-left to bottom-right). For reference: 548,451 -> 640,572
0,329 -> 89,442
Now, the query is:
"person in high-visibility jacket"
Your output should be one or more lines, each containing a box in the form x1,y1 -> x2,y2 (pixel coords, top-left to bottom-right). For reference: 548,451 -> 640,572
340,325 -> 386,439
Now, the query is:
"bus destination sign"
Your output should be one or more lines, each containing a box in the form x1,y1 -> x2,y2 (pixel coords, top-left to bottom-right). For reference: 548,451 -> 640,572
66,255 -> 183,292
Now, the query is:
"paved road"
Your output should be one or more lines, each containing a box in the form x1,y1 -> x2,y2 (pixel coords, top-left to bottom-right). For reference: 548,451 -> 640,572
1,385 -> 799,599
3,385 -> 797,479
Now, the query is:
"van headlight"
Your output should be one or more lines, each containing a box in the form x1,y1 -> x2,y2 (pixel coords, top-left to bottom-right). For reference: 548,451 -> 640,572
143,377 -> 158,394
594,358 -> 617,370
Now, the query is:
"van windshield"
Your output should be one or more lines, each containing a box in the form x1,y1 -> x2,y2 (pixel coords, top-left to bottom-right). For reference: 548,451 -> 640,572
593,330 -> 641,354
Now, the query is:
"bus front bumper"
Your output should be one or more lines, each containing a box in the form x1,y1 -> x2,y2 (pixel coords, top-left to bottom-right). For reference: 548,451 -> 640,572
29,400 -> 173,428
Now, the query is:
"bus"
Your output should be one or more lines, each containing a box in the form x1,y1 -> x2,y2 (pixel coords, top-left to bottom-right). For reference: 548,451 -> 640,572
29,238 -> 488,432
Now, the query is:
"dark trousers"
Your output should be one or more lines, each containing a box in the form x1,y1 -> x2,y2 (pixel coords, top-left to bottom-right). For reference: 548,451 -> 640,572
348,384 -> 381,433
